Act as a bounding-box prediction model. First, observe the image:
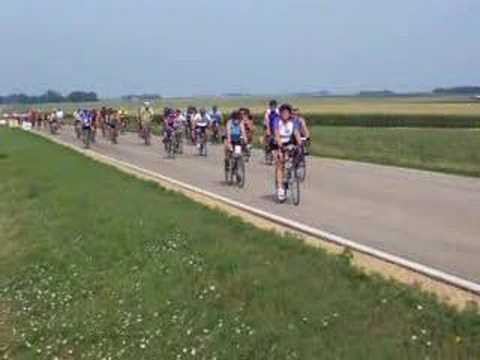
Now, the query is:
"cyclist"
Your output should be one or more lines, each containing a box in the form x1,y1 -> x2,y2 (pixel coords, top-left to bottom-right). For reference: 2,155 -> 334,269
224,110 -> 248,173
139,102 -> 154,142
91,109 -> 98,143
106,108 -> 119,143
119,109 -> 128,133
184,106 -> 196,142
192,107 -> 211,147
81,110 -> 93,134
264,100 -> 279,137
210,105 -> 223,142
163,108 -> 176,140
239,108 -> 254,144
176,109 -> 186,128
273,104 -> 302,202
264,100 -> 279,162
55,108 -> 64,127
73,108 -> 82,138
292,108 -> 311,154
239,108 -> 254,160
48,109 -> 59,133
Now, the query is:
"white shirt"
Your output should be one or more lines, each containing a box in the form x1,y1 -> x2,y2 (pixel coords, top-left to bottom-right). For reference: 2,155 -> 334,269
277,120 -> 295,144
193,113 -> 210,127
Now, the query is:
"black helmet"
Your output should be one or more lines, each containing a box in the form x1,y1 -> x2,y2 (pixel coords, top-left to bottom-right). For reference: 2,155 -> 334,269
279,103 -> 293,114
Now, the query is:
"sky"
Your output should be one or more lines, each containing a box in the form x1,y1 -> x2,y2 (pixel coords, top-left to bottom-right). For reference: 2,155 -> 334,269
1,0 -> 479,97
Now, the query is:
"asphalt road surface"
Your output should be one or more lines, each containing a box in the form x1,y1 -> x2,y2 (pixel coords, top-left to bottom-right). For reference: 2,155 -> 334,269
37,127 -> 480,284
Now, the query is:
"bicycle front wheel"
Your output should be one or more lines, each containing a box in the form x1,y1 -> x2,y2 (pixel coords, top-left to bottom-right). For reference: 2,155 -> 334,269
236,157 -> 245,188
296,159 -> 306,182
290,173 -> 300,206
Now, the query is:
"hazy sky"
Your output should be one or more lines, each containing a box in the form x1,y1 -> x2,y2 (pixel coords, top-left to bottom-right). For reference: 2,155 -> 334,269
1,0 -> 479,97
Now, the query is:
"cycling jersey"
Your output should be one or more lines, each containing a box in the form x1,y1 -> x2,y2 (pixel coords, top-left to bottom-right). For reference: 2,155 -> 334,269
211,111 -> 222,126
140,107 -> 154,123
56,110 -> 64,121
274,118 -> 297,145
194,113 -> 210,127
165,115 -> 181,130
267,108 -> 279,132
294,116 -> 308,138
81,113 -> 92,128
229,121 -> 242,143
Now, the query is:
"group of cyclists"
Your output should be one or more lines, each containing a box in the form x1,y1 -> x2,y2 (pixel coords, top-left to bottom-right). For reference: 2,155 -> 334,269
72,107 -> 129,146
32,99 -> 311,204
23,108 -> 65,133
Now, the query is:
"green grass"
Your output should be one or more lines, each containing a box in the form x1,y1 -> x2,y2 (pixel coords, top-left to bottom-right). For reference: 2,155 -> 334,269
309,127 -> 480,177
0,128 -> 479,359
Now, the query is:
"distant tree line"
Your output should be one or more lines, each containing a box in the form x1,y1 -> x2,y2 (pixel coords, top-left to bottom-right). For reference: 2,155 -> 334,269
0,90 -> 98,104
356,86 -> 480,97
121,94 -> 162,101
433,86 -> 480,95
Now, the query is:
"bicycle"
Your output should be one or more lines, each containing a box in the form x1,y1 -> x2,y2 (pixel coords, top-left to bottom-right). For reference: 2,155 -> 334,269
175,128 -> 184,155
165,129 -> 177,159
264,135 -> 274,165
295,138 -> 310,182
243,143 -> 252,163
225,143 -> 246,188
109,123 -> 119,144
196,127 -> 208,157
82,126 -> 93,149
49,121 -> 58,135
141,124 -> 152,146
74,121 -> 82,139
210,123 -> 221,144
277,144 -> 301,206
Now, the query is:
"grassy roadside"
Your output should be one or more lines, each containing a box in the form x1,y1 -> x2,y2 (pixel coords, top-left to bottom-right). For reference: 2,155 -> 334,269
308,127 -> 480,177
0,128 -> 479,359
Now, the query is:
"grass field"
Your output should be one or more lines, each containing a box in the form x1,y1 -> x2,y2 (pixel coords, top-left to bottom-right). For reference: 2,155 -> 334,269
0,128 -> 479,359
4,96 -> 480,116
308,127 -> 480,177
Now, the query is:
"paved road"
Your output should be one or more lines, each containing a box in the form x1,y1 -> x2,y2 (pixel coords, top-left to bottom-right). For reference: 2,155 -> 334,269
39,127 -> 480,284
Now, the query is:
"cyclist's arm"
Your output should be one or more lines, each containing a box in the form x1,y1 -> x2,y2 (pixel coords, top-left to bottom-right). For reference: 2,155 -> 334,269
301,117 -> 310,138
206,114 -> 212,128
248,119 -> 255,135
226,120 -> 232,145
240,122 -> 248,144
293,128 -> 302,147
264,111 -> 271,135
274,124 -> 282,149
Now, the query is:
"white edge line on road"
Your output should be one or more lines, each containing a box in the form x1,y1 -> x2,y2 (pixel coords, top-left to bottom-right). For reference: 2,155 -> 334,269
33,129 -> 480,295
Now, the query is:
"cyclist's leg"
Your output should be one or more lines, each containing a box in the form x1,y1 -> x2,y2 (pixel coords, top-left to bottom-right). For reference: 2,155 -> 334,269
224,139 -> 231,171
274,146 -> 285,198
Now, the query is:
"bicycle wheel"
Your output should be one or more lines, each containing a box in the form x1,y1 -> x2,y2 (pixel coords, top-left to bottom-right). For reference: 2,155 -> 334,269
236,157 -> 245,188
296,158 -> 306,182
177,134 -> 183,154
289,171 -> 300,206
83,129 -> 90,149
170,138 -> 176,159
203,140 -> 208,157
145,129 -> 151,145
225,158 -> 233,185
